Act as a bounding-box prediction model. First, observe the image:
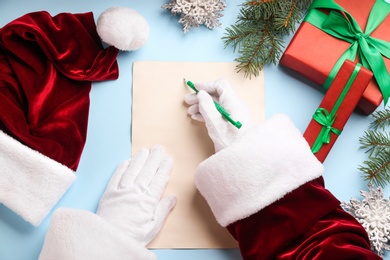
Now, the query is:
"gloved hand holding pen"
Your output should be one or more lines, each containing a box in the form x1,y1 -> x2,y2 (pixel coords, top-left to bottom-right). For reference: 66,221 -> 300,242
184,78 -> 253,152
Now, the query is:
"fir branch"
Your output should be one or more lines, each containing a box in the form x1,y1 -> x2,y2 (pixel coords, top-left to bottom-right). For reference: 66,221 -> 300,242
282,0 -> 296,28
359,150 -> 390,188
358,108 -> 390,187
226,17 -> 284,77
223,0 -> 312,77
359,130 -> 390,157
370,107 -> 390,130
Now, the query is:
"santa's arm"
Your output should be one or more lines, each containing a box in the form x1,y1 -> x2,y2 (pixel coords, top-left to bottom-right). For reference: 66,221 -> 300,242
195,114 -> 379,259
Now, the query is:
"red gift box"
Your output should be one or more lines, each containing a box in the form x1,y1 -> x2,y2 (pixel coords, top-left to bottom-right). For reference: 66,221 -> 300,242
303,60 -> 372,163
280,0 -> 390,115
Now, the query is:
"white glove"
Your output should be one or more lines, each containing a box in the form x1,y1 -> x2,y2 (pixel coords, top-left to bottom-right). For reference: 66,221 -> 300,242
184,78 -> 253,152
96,145 -> 176,246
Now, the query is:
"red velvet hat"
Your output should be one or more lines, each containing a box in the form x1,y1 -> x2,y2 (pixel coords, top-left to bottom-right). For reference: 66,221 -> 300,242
0,11 -> 119,226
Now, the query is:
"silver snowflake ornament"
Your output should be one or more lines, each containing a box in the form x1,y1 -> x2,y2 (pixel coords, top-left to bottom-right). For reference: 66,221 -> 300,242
162,0 -> 226,33
341,183 -> 390,257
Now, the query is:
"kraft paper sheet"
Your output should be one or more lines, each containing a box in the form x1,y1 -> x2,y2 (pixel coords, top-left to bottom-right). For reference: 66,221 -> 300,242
132,61 -> 264,248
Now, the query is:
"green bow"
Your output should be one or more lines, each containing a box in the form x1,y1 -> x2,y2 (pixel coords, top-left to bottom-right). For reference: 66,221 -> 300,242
305,0 -> 390,106
312,108 -> 341,153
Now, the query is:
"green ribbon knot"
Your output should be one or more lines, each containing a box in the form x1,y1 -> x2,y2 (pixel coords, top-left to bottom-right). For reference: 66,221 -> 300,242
353,32 -> 367,41
305,0 -> 390,106
312,108 -> 342,153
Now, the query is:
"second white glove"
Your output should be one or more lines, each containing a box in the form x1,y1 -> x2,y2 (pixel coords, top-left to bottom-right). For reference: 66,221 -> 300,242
96,145 -> 176,246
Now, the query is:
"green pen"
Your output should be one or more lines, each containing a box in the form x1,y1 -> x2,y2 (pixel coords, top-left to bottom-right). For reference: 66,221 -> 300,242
184,78 -> 242,129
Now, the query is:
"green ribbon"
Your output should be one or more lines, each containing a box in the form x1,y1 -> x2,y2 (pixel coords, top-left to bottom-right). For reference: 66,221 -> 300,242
304,0 -> 390,106
312,108 -> 341,153
311,63 -> 362,153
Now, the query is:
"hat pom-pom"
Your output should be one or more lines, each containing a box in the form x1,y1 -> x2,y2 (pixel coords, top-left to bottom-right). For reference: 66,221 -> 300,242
97,7 -> 150,51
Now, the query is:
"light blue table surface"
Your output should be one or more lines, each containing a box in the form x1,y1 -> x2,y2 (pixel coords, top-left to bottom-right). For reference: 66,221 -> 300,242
0,1 -> 389,259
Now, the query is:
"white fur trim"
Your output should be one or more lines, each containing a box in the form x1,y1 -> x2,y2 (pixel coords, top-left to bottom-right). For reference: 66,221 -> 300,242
97,7 -> 150,51
0,131 -> 76,226
39,208 -> 156,260
195,114 -> 324,227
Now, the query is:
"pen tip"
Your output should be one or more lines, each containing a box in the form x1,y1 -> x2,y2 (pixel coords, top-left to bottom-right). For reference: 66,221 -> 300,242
183,78 -> 187,83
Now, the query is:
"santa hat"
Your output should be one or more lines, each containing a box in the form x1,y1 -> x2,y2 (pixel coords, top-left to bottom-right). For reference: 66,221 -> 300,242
0,10 -> 119,226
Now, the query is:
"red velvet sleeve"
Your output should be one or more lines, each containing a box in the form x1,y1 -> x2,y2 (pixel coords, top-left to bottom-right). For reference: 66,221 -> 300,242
227,177 -> 380,260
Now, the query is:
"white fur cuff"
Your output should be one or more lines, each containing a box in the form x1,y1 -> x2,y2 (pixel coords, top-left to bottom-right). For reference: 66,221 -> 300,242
195,114 -> 324,227
39,208 -> 157,260
0,131 -> 76,226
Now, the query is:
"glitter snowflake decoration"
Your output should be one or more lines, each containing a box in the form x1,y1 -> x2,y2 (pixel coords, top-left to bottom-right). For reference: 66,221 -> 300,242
162,0 -> 226,33
341,183 -> 390,257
